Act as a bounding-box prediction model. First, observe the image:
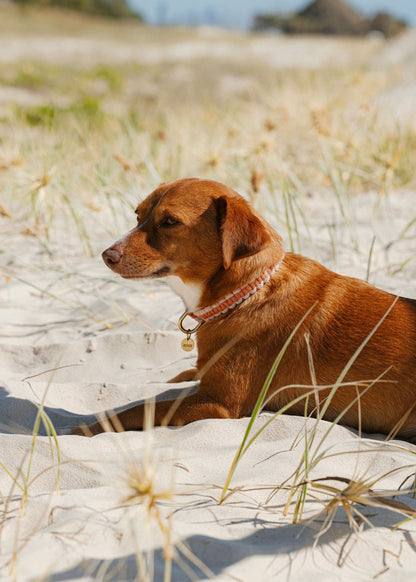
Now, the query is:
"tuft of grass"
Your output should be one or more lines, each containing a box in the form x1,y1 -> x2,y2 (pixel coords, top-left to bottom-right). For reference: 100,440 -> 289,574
302,471 -> 416,540
220,295 -> 416,540
21,103 -> 57,127
121,436 -> 175,581
93,403 -> 213,582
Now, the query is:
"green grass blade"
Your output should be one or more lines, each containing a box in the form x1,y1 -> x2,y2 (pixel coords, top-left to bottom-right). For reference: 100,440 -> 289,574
220,302 -> 317,503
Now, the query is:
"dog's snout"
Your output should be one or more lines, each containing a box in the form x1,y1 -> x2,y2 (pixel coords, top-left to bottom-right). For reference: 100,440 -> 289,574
102,247 -> 122,268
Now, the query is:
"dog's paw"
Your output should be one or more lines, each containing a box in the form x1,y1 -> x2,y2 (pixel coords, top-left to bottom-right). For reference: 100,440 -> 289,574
57,427 -> 72,436
58,426 -> 91,436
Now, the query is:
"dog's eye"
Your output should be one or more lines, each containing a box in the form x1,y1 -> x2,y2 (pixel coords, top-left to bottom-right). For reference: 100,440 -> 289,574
160,216 -> 179,227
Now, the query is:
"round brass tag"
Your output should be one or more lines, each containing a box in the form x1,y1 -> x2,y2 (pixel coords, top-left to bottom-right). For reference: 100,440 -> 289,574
181,337 -> 195,352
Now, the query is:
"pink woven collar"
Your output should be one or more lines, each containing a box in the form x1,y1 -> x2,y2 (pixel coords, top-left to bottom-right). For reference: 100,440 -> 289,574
188,254 -> 285,323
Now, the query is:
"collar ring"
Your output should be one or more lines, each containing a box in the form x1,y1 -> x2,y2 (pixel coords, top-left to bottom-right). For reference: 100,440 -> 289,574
178,312 -> 203,334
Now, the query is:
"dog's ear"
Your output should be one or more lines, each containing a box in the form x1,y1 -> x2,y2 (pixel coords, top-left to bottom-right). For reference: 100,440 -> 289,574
216,196 -> 270,270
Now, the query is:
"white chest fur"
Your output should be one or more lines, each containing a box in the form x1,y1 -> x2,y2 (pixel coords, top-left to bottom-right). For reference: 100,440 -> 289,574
166,276 -> 203,311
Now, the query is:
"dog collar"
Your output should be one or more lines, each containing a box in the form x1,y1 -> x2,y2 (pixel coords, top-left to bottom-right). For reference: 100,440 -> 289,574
190,255 -> 285,323
180,251 -> 284,322
177,254 -> 284,351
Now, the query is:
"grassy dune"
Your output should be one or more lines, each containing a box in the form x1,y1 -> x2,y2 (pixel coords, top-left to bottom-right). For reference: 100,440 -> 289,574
1,5 -> 415,255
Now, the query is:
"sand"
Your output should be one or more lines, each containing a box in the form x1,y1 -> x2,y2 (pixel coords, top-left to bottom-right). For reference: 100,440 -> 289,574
1,185 -> 416,582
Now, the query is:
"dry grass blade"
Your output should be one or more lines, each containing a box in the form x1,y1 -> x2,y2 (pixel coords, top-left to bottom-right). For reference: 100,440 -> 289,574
306,474 -> 416,540
123,458 -> 175,582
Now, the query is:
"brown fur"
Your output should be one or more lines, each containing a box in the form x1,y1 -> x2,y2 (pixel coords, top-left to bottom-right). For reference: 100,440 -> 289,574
75,178 -> 416,439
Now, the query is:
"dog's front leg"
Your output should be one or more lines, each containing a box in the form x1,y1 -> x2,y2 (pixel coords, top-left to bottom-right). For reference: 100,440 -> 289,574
70,390 -> 233,435
68,368 -> 199,436
168,368 -> 198,383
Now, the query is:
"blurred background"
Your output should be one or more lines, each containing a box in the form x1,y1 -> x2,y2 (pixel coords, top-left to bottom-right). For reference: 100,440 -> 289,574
130,0 -> 416,29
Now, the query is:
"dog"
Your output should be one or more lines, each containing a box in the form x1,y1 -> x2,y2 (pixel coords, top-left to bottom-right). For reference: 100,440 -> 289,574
74,178 -> 416,439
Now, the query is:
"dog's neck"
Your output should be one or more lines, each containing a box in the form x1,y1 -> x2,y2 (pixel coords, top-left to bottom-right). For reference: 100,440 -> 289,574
166,276 -> 203,311
190,256 -> 285,322
167,253 -> 285,320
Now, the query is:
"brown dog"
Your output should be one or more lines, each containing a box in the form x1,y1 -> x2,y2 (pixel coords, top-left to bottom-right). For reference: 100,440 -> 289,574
78,178 -> 416,439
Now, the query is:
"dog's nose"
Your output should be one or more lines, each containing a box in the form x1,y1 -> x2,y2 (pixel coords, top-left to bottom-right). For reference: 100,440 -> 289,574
102,246 -> 122,267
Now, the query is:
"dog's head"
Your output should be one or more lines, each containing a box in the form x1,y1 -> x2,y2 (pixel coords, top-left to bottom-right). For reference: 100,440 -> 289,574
102,178 -> 275,305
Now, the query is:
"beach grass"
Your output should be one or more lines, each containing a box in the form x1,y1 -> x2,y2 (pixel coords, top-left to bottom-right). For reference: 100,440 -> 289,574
1,8 -> 416,262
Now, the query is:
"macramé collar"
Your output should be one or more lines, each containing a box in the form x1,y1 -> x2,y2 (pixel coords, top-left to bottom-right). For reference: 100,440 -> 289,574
189,253 -> 285,323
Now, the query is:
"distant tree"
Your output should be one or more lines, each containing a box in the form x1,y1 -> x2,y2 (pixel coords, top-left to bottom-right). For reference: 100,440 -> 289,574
368,12 -> 407,38
11,0 -> 143,20
253,0 -> 407,38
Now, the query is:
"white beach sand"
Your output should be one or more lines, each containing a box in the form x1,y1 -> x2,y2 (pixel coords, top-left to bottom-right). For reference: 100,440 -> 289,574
1,186 -> 416,582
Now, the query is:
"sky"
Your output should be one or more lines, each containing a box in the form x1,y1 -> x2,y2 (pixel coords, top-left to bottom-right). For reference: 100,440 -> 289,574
129,0 -> 416,28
